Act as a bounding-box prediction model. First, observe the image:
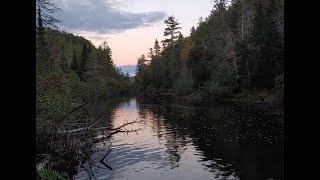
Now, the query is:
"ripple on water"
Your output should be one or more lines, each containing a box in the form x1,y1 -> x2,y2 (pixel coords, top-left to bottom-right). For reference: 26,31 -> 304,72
74,98 -> 284,180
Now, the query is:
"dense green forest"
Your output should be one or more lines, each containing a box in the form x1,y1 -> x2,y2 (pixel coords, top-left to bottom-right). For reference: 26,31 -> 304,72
36,0 -> 133,177
135,0 -> 284,103
36,27 -> 133,128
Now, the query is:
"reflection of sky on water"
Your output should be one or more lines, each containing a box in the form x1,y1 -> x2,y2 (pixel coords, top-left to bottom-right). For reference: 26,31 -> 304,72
74,97 -> 283,180
117,98 -> 138,110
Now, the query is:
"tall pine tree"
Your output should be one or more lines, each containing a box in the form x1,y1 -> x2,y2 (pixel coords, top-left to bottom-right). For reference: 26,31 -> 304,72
71,51 -> 79,75
79,43 -> 88,81
162,16 -> 182,48
153,39 -> 161,57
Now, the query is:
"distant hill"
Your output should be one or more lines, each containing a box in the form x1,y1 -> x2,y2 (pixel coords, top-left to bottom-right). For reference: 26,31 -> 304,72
117,65 -> 137,77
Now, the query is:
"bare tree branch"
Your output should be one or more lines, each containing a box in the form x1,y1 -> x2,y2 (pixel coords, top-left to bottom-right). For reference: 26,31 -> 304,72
58,102 -> 89,124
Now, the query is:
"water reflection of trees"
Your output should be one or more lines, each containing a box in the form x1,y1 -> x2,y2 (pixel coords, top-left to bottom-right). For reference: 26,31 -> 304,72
73,97 -> 134,179
136,97 -> 284,180
137,98 -> 189,168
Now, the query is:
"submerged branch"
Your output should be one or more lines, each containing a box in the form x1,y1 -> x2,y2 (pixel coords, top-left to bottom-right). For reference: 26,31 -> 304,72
99,148 -> 112,170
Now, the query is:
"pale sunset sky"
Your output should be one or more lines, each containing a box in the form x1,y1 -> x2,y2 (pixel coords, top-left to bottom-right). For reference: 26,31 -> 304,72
53,0 -> 214,66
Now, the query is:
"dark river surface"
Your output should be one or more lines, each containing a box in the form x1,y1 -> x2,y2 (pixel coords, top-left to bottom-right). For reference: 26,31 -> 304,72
73,97 -> 284,180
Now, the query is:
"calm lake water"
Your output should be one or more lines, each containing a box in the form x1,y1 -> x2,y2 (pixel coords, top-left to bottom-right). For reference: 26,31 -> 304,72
73,97 -> 284,180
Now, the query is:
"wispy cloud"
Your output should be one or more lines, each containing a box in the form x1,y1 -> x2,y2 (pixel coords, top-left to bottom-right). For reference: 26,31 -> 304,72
52,0 -> 167,33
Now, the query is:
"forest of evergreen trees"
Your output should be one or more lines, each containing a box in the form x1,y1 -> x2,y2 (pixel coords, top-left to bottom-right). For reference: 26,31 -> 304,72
36,28 -> 133,127
36,0 -> 133,172
135,0 -> 284,103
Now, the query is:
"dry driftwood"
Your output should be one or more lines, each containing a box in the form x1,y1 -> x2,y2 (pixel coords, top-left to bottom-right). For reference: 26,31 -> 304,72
57,117 -> 105,134
57,118 -> 141,135
52,118 -> 142,172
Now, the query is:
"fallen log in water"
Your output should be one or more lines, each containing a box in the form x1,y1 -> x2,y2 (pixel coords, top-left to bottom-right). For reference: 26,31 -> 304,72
47,118 -> 143,174
57,118 -> 142,134
57,117 -> 105,134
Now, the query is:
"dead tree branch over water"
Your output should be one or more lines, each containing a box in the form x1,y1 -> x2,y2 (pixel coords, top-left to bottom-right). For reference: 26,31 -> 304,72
37,118 -> 143,172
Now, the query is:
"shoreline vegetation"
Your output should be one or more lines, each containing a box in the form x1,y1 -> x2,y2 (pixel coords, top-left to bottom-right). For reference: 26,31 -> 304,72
36,0 -> 136,177
139,86 -> 283,105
